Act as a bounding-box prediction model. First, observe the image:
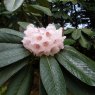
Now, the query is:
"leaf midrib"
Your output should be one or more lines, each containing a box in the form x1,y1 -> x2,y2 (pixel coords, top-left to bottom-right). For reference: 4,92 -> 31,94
64,47 -> 95,69
0,29 -> 23,38
46,56 -> 58,95
59,52 -> 95,84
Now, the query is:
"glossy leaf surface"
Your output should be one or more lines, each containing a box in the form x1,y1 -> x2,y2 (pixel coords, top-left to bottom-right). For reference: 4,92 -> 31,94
0,43 -> 30,67
0,58 -> 29,86
40,56 -> 66,95
0,28 -> 24,43
56,45 -> 95,86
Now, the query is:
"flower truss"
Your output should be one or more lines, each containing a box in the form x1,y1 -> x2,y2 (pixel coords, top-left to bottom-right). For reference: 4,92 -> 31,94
22,24 -> 66,56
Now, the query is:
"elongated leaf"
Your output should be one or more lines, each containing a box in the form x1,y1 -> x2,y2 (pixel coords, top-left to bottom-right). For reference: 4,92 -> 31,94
56,45 -> 95,86
37,0 -> 49,7
79,34 -> 91,49
31,12 -> 41,17
40,56 -> 66,95
6,65 -> 33,95
0,43 -> 30,67
47,0 -> 57,2
62,67 -> 95,95
72,29 -> 81,40
0,43 -> 22,52
4,0 -> 24,12
0,58 -> 29,86
60,0 -> 77,3
64,29 -> 75,35
82,28 -> 93,36
64,38 -> 75,45
18,22 -> 30,29
31,5 -> 52,16
0,28 -> 24,43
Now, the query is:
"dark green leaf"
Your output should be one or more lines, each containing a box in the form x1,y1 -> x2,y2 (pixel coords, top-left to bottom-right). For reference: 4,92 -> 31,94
18,22 -> 30,29
60,0 -> 77,4
56,45 -> 95,86
31,12 -> 41,16
31,5 -> 52,16
5,65 -> 33,95
0,58 -> 29,86
0,43 -> 22,52
47,0 -> 57,3
72,29 -> 81,40
0,43 -> 30,67
62,67 -> 95,95
4,0 -> 24,12
40,56 -> 66,95
64,39 -> 76,45
36,0 -> 49,7
64,29 -> 75,35
82,28 -> 93,36
79,34 -> 91,49
62,13 -> 70,20
0,28 -> 24,43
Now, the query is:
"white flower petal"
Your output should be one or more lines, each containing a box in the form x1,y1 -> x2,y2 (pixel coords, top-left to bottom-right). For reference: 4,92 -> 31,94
22,23 -> 66,56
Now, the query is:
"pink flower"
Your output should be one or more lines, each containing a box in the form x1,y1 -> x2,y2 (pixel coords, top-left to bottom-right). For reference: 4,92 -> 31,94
22,23 -> 66,56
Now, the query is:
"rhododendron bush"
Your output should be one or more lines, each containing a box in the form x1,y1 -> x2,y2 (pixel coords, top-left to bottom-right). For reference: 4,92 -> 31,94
0,0 -> 95,95
0,24 -> 95,95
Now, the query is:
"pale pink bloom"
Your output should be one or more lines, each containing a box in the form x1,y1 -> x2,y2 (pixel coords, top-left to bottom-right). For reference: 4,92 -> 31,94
22,23 -> 66,56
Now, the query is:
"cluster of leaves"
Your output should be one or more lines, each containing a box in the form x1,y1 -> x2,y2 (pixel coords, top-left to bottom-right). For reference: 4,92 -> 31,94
0,28 -> 95,95
0,0 -> 52,28
64,28 -> 95,49
64,28 -> 95,60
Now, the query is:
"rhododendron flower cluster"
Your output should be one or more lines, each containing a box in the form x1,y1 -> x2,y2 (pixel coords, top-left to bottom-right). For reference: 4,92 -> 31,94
22,24 -> 66,56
